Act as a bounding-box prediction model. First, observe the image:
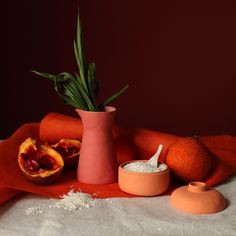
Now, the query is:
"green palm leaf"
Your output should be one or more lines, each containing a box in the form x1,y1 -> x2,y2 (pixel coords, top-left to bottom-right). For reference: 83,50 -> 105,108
31,10 -> 128,111
31,70 -> 56,81
102,85 -> 129,107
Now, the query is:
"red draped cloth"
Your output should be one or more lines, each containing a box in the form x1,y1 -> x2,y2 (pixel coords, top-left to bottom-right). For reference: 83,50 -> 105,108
0,113 -> 236,204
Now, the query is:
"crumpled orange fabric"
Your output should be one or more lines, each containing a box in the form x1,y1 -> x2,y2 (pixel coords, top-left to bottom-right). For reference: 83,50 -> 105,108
0,112 -> 236,205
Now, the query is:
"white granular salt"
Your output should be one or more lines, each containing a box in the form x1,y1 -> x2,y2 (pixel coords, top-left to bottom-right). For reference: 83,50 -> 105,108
50,190 -> 100,211
25,190 -> 100,215
123,162 -> 167,173
25,205 -> 47,215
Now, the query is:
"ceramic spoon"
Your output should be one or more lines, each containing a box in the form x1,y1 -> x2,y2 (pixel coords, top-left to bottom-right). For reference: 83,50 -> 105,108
147,144 -> 163,167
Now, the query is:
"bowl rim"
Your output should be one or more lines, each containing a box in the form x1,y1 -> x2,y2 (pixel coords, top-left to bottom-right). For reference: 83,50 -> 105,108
119,160 -> 169,176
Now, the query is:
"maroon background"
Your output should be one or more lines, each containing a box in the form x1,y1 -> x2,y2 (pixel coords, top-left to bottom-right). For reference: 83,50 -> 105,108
2,0 -> 236,139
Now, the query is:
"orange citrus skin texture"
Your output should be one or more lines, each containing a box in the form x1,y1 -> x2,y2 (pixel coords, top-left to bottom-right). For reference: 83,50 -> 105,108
165,137 -> 212,183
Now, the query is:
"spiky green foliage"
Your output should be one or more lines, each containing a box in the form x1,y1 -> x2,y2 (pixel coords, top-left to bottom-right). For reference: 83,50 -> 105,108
32,12 -> 128,111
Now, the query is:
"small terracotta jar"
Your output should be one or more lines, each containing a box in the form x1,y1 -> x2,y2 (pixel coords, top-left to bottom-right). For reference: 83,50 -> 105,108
118,160 -> 170,196
170,182 -> 226,214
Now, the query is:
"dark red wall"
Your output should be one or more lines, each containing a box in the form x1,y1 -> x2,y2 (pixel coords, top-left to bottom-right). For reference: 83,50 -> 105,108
2,0 -> 236,139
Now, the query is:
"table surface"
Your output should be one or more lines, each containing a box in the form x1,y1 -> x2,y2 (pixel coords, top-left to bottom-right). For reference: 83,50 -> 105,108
0,175 -> 236,236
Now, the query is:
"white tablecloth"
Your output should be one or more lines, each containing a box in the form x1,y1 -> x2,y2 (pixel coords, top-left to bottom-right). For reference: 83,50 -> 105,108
0,175 -> 236,236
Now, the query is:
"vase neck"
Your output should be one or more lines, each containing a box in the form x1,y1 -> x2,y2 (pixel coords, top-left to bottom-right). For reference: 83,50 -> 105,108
76,107 -> 116,131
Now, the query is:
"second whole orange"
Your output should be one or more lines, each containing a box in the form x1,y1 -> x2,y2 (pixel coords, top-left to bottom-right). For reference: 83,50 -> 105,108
165,137 -> 212,183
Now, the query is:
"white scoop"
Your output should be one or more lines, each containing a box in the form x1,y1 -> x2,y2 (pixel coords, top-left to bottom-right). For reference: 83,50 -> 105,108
147,144 -> 163,167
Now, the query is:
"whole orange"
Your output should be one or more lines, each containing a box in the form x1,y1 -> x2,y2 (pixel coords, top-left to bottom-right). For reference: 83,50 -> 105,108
165,137 -> 212,183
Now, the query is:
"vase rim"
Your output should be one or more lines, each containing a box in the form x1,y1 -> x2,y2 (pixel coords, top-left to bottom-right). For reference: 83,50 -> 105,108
76,106 -> 116,114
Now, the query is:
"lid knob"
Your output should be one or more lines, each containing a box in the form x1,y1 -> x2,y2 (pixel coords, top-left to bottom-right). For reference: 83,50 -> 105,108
188,182 -> 207,193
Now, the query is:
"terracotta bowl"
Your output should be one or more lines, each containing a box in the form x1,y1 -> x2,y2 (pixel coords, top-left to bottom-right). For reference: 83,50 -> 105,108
170,182 -> 226,214
118,160 -> 170,196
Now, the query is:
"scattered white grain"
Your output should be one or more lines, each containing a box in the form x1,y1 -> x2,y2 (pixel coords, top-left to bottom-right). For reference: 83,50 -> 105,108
25,205 -> 47,215
25,189 -> 100,215
50,190 -> 100,211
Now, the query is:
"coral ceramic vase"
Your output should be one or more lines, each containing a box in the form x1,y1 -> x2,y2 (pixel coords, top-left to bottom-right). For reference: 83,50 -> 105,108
76,106 -> 118,184
170,182 -> 226,214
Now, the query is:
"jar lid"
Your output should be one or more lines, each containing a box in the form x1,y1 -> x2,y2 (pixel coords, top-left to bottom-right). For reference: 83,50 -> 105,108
170,182 -> 226,214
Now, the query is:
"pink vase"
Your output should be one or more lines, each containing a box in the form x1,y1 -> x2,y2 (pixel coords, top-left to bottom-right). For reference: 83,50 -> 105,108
75,106 -> 118,184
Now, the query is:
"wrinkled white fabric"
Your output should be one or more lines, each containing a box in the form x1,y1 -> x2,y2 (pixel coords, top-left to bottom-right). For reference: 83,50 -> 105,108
0,176 -> 236,236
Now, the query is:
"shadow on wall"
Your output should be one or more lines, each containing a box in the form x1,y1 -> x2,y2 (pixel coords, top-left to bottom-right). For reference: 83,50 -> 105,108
2,0 -> 236,139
